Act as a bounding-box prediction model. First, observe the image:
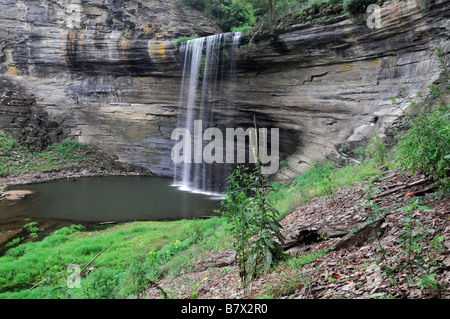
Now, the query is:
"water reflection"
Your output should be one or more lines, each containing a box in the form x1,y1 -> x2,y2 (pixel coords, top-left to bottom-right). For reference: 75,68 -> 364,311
4,176 -> 221,223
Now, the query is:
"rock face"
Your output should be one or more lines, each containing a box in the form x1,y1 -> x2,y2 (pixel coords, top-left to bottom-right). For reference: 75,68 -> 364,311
0,77 -> 63,150
0,0 -> 449,181
0,0 -> 220,176
236,0 -> 450,180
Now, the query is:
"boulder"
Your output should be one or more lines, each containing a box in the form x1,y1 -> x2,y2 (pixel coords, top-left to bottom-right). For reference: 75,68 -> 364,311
2,190 -> 36,200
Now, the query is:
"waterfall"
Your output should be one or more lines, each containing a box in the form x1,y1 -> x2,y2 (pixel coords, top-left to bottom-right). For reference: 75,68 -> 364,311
172,32 -> 241,196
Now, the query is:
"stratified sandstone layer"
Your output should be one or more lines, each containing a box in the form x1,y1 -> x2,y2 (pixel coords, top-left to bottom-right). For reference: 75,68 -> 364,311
235,0 -> 450,179
0,0 -> 449,180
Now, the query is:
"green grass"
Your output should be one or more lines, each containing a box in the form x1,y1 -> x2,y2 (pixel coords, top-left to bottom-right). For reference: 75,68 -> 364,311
0,149 -> 425,299
0,131 -> 93,175
0,218 -> 229,299
2,87 -> 446,298
270,158 -> 383,218
286,249 -> 327,270
0,129 -> 231,298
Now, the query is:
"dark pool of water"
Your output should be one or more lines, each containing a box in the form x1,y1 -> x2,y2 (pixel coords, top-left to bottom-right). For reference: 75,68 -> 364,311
3,176 -> 222,223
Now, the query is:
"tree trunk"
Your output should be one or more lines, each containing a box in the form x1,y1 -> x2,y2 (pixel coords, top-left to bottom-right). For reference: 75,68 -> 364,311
268,0 -> 274,24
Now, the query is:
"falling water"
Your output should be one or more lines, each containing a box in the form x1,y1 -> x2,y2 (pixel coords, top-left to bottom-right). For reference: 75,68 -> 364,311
173,32 -> 241,196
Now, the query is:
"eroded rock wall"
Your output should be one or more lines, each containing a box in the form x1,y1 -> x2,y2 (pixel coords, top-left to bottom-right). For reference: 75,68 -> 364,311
235,0 -> 450,180
0,0 -> 449,180
0,0 -> 220,175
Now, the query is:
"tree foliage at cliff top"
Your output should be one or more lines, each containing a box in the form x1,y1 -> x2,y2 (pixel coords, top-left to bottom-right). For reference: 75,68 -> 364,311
180,0 -> 385,31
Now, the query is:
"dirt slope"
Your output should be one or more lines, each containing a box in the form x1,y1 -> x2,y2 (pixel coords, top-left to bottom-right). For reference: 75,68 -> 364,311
146,168 -> 450,299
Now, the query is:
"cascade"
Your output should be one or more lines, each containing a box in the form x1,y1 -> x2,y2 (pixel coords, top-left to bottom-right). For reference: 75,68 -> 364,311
172,32 -> 241,196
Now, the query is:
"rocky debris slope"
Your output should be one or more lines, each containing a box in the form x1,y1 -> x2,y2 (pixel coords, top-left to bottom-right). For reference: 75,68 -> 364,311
146,169 -> 450,299
0,78 -> 64,151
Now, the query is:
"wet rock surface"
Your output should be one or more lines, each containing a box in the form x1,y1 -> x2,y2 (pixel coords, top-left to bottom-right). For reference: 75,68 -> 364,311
236,0 -> 450,180
0,0 -> 448,179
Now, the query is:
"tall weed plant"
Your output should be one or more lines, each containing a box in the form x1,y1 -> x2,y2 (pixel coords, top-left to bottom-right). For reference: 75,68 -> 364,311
218,126 -> 285,290
219,163 -> 285,289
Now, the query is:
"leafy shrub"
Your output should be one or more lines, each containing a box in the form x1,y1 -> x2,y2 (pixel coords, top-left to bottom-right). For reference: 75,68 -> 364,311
218,163 -> 285,288
83,268 -> 120,299
5,245 -> 27,258
183,220 -> 206,244
417,0 -> 433,12
219,0 -> 256,31
342,0 -> 379,16
117,255 -> 155,298
366,129 -> 389,165
180,0 -> 207,11
294,161 -> 336,196
53,225 -> 85,236
353,146 -> 367,161
180,0 -> 224,20
279,160 -> 289,167
23,222 -> 40,233
174,36 -> 198,49
0,132 -> 17,156
231,25 -> 253,34
5,237 -> 23,248
23,222 -> 42,240
373,200 -> 447,297
391,47 -> 450,184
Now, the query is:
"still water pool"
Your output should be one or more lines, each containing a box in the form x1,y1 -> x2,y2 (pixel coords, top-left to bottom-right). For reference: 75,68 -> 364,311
4,176 -> 222,223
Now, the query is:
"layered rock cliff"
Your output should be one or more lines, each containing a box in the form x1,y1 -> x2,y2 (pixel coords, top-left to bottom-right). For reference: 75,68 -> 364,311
0,0 -> 449,181
0,0 -> 219,175
235,0 -> 450,180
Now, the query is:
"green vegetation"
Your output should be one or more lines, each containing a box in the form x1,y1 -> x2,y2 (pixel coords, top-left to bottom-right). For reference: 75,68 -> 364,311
364,192 -> 447,298
23,222 -> 42,240
270,159 -> 382,218
231,24 -> 254,34
179,0 -> 436,40
180,0 -> 386,33
0,132 -> 16,157
391,47 -> 450,186
0,31 -> 448,298
174,36 -> 199,48
266,249 -> 326,298
342,0 -> 381,16
0,219 -> 228,298
395,202 -> 444,294
219,0 -> 257,32
180,0 -> 257,31
270,47 -> 449,222
0,132 -> 94,175
218,164 -> 285,289
216,124 -> 285,291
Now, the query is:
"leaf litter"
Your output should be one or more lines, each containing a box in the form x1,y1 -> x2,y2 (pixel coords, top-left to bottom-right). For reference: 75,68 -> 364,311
146,168 -> 450,299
